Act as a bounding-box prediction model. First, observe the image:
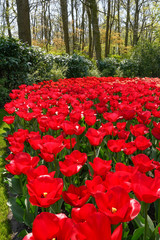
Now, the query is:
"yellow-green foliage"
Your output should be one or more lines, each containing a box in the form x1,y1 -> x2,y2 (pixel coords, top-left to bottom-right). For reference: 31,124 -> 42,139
0,109 -> 11,240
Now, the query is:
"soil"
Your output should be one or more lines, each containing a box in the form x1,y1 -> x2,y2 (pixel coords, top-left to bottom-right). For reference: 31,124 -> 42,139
8,210 -> 26,240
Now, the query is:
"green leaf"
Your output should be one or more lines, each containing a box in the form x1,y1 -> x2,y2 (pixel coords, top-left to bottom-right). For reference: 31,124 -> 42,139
23,212 -> 34,228
148,223 -> 160,240
7,197 -> 24,223
87,160 -> 94,176
147,215 -> 155,232
123,222 -> 130,238
18,229 -> 28,238
134,215 -> 145,228
131,227 -> 145,240
11,177 -> 22,195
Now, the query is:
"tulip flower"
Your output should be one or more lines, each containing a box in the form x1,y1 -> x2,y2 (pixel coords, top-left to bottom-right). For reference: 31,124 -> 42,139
95,186 -> 141,224
27,175 -> 63,208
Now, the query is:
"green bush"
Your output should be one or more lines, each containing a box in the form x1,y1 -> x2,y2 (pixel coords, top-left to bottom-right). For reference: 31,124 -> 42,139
0,37 -> 56,106
28,50 -> 55,82
119,59 -> 139,77
88,67 -> 101,77
53,55 -> 69,67
97,58 -> 118,77
66,54 -> 93,78
132,42 -> 160,77
46,63 -> 66,81
0,37 -> 32,90
0,78 -> 10,107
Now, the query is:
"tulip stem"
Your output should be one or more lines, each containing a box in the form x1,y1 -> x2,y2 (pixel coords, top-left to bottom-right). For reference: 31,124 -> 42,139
70,135 -> 72,153
41,207 -> 45,212
157,199 -> 160,224
76,135 -> 80,151
54,155 -> 59,178
94,146 -> 96,158
143,202 -> 148,240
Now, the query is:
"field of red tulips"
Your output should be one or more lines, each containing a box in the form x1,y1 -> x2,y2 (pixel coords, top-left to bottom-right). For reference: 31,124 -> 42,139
3,76 -> 160,240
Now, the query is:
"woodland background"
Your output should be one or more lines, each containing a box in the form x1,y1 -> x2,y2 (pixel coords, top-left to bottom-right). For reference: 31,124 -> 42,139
0,0 -> 160,58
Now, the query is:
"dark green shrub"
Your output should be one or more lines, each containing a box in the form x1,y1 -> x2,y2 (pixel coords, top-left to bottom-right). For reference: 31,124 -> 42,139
97,58 -> 118,77
0,37 -> 32,90
132,42 -> 160,77
0,37 -> 56,105
119,59 -> 139,77
66,54 -> 93,78
28,50 -> 55,81
0,78 -> 10,107
52,55 -> 69,67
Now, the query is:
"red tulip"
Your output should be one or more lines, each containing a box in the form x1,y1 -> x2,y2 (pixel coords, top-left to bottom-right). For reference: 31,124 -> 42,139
27,175 -> 63,208
5,152 -> 39,175
104,171 -> 132,193
84,109 -> 97,126
130,124 -> 149,137
76,212 -> 123,240
3,116 -> 15,124
134,136 -> 152,150
95,186 -> 141,224
23,233 -> 35,240
26,165 -> 55,182
31,212 -> 59,240
63,138 -> 76,150
85,128 -> 105,146
85,176 -> 106,196
59,150 -> 87,177
71,203 -> 97,223
132,171 -> 160,203
89,157 -> 112,178
123,142 -> 137,155
62,184 -> 90,207
131,154 -> 154,173
107,139 -> 125,152
103,112 -> 120,122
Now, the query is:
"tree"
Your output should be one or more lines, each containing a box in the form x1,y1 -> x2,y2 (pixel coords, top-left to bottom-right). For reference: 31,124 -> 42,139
105,0 -> 110,57
133,0 -> 139,46
60,0 -> 70,54
5,0 -> 12,38
89,0 -> 101,60
86,1 -> 93,58
16,0 -> 31,45
125,0 -> 130,47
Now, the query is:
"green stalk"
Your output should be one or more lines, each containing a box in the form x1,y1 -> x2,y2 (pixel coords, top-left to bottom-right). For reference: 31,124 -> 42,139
143,202 -> 148,240
157,199 -> 160,224
94,146 -> 96,158
70,135 -> 72,153
41,207 -> 45,212
54,154 -> 59,178
76,135 -> 80,151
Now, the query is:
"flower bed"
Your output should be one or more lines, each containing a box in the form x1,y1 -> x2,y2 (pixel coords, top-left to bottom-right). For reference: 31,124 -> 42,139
3,76 -> 160,239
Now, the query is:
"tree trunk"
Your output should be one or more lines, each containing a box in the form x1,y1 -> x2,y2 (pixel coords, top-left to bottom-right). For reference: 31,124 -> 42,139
86,4 -> 93,58
16,0 -> 31,45
90,0 -> 101,60
81,1 -> 85,52
117,0 -> 120,55
48,4 -> 52,46
105,0 -> 110,57
75,0 -> 79,49
5,0 -> 12,38
125,0 -> 130,47
71,0 -> 75,52
60,0 -> 70,54
32,3 -> 38,40
133,0 -> 139,46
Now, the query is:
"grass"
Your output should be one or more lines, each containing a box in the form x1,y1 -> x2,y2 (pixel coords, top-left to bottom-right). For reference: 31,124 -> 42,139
0,109 -> 11,240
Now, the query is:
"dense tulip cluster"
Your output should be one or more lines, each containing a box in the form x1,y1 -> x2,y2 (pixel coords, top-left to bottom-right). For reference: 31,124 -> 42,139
3,77 -> 160,239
